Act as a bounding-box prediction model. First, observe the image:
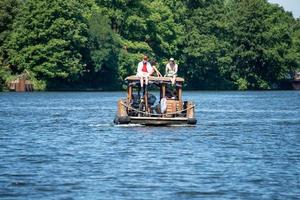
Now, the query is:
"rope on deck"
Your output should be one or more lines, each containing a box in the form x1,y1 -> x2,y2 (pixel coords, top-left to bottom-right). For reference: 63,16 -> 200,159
120,100 -> 195,117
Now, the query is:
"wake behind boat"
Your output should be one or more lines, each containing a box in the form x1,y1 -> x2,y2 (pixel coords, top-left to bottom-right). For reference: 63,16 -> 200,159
114,76 -> 197,126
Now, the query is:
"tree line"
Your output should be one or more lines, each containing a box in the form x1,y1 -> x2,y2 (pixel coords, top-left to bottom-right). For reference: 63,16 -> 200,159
0,0 -> 299,91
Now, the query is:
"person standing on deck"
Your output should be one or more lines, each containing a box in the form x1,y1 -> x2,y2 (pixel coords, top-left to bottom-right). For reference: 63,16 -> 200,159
136,55 -> 154,98
165,58 -> 178,85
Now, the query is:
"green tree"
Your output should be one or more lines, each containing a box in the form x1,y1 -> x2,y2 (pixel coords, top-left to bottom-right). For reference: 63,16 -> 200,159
180,0 -> 234,89
96,0 -> 155,80
1,0 -> 299,91
7,0 -> 91,89
225,0 -> 297,89
85,11 -> 121,88
147,0 -> 184,60
0,0 -> 21,90
291,19 -> 300,73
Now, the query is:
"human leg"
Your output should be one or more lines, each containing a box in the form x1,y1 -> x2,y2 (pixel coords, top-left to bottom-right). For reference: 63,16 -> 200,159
140,77 -> 144,88
172,75 -> 176,85
143,76 -> 149,97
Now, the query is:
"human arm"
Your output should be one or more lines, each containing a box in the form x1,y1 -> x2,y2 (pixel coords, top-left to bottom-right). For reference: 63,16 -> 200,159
147,62 -> 155,75
152,66 -> 162,77
174,64 -> 178,75
165,64 -> 169,77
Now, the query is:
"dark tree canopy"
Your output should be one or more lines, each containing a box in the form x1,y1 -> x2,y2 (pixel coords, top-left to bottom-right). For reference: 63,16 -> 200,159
0,0 -> 299,91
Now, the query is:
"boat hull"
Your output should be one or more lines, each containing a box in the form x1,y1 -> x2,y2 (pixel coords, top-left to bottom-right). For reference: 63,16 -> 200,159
292,80 -> 300,90
114,116 -> 197,126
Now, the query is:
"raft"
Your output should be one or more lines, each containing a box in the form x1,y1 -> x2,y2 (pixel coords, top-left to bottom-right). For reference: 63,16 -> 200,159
114,76 -> 197,126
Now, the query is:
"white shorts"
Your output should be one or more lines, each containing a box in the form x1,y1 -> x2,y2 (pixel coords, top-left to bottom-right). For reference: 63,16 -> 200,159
137,72 -> 150,78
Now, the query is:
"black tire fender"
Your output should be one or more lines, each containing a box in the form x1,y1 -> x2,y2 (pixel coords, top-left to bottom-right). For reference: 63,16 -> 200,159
114,116 -> 130,124
187,118 -> 197,125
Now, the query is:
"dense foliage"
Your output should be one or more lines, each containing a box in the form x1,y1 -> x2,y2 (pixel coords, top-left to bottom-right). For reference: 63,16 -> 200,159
0,0 -> 299,90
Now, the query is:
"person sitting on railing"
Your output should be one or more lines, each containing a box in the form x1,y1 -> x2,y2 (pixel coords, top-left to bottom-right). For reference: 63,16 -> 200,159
165,57 -> 178,85
136,55 -> 154,98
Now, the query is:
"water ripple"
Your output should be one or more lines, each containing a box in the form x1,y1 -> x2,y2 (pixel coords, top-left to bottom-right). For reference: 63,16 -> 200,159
0,91 -> 299,200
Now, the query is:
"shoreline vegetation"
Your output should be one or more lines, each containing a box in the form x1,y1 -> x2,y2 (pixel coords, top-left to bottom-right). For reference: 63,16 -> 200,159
1,0 -> 300,92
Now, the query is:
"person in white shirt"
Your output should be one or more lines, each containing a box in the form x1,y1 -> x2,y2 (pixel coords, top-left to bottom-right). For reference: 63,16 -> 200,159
136,55 -> 153,97
165,58 -> 178,85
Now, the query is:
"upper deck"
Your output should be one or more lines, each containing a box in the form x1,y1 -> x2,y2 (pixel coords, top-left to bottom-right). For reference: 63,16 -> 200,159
125,75 -> 184,83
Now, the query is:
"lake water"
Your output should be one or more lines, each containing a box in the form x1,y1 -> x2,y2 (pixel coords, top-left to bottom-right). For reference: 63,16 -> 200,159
0,91 -> 299,200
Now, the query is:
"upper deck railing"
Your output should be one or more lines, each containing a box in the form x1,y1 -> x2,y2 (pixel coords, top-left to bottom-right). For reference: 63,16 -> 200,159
125,75 -> 184,83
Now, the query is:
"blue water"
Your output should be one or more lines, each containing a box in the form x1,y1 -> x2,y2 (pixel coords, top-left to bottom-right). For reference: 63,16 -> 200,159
0,91 -> 299,200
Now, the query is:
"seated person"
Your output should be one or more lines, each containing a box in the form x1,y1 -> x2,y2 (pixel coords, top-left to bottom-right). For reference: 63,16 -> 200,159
165,57 -> 178,85
165,86 -> 177,99
136,55 -> 154,97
